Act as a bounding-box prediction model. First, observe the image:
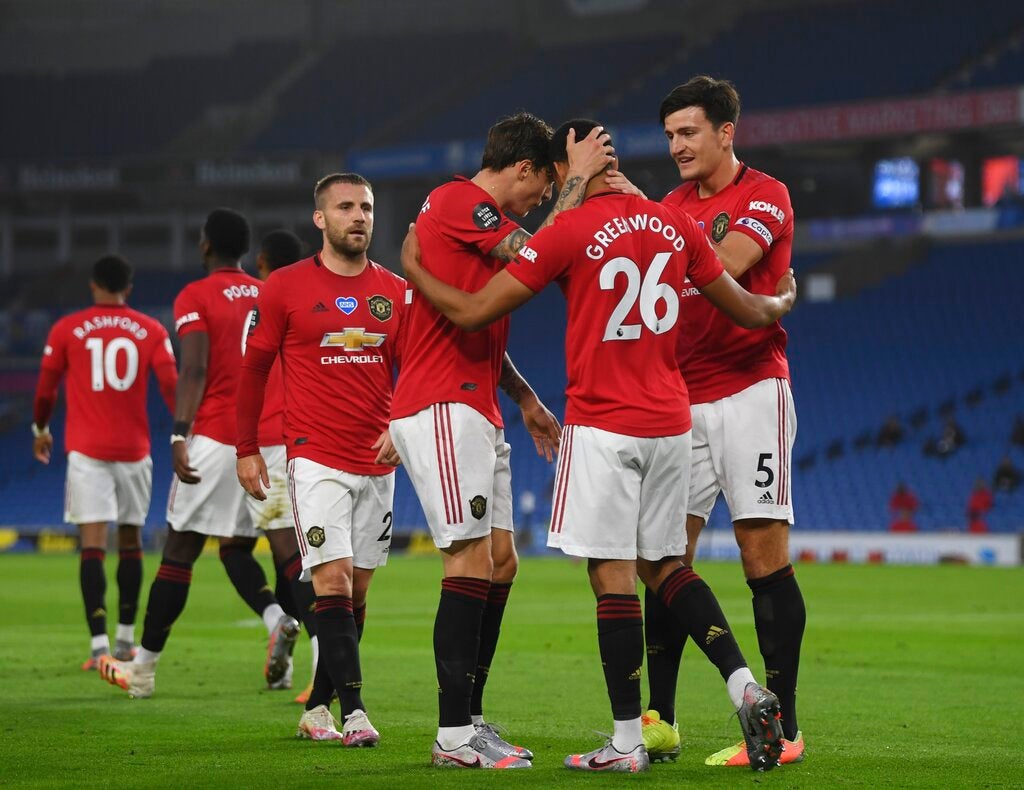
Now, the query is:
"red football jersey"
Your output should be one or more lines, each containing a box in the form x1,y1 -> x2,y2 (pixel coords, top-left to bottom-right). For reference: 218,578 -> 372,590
391,177 -> 517,428
245,255 -> 407,475
663,164 -> 793,404
257,360 -> 285,447
40,304 -> 176,461
506,192 -> 724,437
173,267 -> 262,445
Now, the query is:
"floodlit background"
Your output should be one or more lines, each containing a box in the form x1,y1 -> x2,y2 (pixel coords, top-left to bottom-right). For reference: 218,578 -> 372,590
1,0 -> 1022,554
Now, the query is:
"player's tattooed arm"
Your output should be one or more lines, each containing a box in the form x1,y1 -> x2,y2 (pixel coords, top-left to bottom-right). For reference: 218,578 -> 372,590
537,126 -> 616,230
499,353 -> 533,406
536,175 -> 586,231
489,228 -> 533,263
501,354 -> 561,462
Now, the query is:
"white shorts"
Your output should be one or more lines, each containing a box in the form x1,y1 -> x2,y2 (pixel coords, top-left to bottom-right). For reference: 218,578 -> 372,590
288,457 -> 394,581
166,434 -> 256,538
688,377 -> 797,524
64,451 -> 152,526
244,445 -> 294,532
547,425 -> 691,561
390,402 -> 513,549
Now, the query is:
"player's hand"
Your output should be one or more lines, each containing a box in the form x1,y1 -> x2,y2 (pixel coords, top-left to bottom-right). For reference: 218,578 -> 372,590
565,126 -> 615,180
372,429 -> 402,466
172,440 -> 201,484
400,223 -> 423,287
520,395 -> 561,462
775,268 -> 797,313
33,434 -> 53,464
606,169 -> 647,198
236,453 -> 269,500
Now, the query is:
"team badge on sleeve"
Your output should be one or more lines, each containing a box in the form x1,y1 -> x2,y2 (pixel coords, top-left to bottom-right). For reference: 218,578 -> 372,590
367,295 -> 393,322
469,495 -> 488,520
306,526 -> 326,547
472,202 -> 501,230
711,212 -> 731,243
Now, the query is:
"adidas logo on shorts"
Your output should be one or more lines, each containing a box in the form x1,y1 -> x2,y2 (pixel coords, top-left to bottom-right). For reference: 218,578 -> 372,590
757,491 -> 774,504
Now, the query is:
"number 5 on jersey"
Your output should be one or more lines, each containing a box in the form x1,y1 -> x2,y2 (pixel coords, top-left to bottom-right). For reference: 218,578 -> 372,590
600,252 -> 679,341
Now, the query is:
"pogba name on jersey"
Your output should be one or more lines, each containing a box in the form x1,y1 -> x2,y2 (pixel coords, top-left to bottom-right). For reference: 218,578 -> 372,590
71,314 -> 150,340
583,213 -> 687,260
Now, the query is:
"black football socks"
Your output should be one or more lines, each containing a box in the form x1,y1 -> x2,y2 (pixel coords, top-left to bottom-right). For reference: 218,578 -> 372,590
116,547 -> 143,630
644,585 -> 686,724
219,544 -> 276,617
140,559 -> 193,653
80,548 -> 107,639
470,581 -> 511,718
656,566 -> 747,681
749,564 -> 805,740
435,577 -> 488,727
596,594 -> 644,722
314,595 -> 364,717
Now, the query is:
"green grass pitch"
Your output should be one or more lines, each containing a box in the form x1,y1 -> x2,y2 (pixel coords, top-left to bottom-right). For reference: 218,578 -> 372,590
2,553 -> 1021,788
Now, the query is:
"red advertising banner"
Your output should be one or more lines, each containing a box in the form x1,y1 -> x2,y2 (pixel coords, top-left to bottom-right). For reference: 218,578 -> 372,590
737,87 -> 1023,147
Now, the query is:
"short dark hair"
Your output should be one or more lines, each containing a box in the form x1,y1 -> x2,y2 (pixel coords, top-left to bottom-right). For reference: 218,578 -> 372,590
480,112 -> 554,173
549,118 -> 605,165
92,254 -> 133,293
260,229 -> 305,271
203,208 -> 251,260
314,173 -> 372,208
659,75 -> 741,128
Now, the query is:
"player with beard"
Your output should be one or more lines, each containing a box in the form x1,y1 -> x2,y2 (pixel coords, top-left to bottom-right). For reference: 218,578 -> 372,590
398,119 -> 794,773
98,208 -> 299,698
609,76 -> 805,767
237,174 -> 405,745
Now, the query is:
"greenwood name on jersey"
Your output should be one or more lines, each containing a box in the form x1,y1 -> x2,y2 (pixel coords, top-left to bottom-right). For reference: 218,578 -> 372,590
507,191 -> 724,437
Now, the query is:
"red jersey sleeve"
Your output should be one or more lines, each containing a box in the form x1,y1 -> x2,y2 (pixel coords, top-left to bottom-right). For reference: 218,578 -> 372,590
173,288 -> 206,338
40,319 -> 69,373
152,329 -> 178,414
505,222 -> 573,293
434,186 -> 521,257
684,215 -> 724,288
245,270 -> 287,355
730,179 -> 792,255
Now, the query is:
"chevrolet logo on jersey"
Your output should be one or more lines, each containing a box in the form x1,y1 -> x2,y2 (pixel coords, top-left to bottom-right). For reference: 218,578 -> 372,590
320,329 -> 386,351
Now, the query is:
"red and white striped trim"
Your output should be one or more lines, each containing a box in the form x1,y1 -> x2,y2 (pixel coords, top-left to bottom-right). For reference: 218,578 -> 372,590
287,458 -> 307,557
549,425 -> 575,534
432,404 -> 463,525
775,379 -> 790,507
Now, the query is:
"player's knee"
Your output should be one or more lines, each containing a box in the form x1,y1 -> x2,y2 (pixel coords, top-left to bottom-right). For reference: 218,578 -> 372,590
116,524 -> 142,550
735,523 -> 790,579
162,528 -> 204,565
491,547 -> 518,583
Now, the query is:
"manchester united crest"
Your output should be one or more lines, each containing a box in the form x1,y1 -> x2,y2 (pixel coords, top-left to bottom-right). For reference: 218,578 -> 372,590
367,294 -> 393,322
306,526 -> 326,547
469,495 -> 488,520
711,212 -> 730,243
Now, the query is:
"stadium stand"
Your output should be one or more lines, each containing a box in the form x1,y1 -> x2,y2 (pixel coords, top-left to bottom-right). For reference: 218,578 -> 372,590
2,39 -> 299,160
1,239 -> 1022,538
